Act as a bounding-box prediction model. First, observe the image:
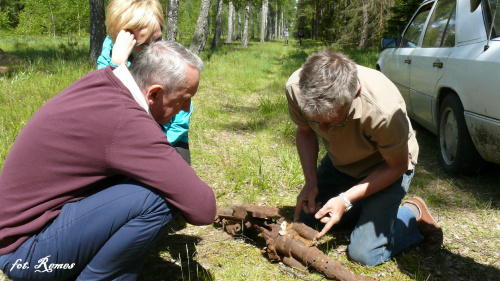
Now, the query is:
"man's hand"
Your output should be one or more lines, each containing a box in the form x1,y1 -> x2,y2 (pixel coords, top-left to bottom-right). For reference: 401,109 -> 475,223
294,182 -> 320,222
111,30 -> 136,66
293,125 -> 320,222
314,196 -> 345,238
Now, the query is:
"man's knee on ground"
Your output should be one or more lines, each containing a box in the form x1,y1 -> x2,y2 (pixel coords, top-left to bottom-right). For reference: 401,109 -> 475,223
347,243 -> 384,267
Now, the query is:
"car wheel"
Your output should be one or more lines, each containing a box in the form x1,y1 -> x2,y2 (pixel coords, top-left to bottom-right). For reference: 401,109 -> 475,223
438,94 -> 482,174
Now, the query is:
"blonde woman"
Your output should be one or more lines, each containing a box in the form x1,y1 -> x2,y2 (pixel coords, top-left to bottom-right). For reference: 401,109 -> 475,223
98,0 -> 193,164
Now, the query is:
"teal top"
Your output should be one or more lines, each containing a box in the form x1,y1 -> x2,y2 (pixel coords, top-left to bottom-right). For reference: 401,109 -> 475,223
97,36 -> 191,144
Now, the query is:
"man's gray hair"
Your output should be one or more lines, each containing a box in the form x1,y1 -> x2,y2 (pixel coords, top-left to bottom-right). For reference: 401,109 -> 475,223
129,41 -> 205,94
299,50 -> 358,119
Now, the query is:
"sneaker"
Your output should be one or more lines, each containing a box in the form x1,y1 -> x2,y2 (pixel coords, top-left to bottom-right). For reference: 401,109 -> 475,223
403,197 -> 443,253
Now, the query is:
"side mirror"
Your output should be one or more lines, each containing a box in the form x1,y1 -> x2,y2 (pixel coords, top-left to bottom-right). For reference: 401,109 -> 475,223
381,37 -> 400,49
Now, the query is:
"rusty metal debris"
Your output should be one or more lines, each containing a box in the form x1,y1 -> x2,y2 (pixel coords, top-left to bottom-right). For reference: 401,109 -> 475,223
214,205 -> 373,281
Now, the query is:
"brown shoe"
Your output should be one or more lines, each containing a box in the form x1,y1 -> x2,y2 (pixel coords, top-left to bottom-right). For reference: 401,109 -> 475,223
403,197 -> 443,253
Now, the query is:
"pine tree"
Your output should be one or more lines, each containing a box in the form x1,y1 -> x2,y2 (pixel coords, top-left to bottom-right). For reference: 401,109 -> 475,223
385,0 -> 421,37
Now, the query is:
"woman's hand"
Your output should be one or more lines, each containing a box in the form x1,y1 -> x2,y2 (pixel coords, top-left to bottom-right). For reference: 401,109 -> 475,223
111,30 -> 136,66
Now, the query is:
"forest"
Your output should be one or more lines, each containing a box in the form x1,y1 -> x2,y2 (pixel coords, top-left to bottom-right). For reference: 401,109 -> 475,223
0,0 -> 423,54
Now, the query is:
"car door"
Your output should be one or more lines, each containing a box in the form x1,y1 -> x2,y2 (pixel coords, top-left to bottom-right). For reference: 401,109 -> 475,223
388,2 -> 435,116
409,0 -> 457,128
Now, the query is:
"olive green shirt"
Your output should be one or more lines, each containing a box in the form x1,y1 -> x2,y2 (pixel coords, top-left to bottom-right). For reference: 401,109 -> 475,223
285,65 -> 419,179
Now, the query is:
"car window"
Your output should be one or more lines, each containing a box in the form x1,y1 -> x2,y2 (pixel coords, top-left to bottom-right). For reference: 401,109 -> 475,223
422,0 -> 456,47
484,0 -> 500,38
402,3 -> 433,48
441,10 -> 456,46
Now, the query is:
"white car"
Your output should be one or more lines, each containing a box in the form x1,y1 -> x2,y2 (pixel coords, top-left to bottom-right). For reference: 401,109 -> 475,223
377,0 -> 500,174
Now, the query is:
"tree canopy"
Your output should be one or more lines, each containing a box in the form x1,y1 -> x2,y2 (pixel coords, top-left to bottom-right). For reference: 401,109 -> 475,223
0,0 -> 419,50
293,0 -> 421,48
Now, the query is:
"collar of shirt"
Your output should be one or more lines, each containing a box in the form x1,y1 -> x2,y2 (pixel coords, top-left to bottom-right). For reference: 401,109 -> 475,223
112,64 -> 152,116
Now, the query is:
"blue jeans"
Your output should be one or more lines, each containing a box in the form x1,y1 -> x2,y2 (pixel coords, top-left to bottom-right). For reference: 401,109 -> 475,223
300,155 -> 423,266
0,181 -> 176,281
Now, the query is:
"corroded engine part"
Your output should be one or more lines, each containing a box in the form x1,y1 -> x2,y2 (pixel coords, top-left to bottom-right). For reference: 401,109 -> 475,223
215,205 -> 373,281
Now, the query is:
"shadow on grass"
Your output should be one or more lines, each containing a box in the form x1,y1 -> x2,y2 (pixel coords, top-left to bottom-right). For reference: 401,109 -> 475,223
140,234 -> 214,281
218,102 -> 288,134
3,37 -> 89,62
396,247 -> 500,281
140,217 -> 214,281
1,43 -> 92,79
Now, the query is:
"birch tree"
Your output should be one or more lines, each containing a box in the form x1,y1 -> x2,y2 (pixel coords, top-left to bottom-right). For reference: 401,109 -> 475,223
257,7 -> 260,38
266,3 -> 272,40
250,3 -> 254,39
241,0 -> 250,47
274,0 -> 278,39
236,3 -> 242,40
260,0 -> 268,43
358,0 -> 369,48
190,0 -> 211,54
211,0 -> 224,48
280,10 -> 283,38
226,1 -> 235,43
165,0 -> 179,41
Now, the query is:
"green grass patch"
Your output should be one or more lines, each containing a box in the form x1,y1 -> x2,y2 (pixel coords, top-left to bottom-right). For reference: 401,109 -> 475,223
0,35 -> 94,168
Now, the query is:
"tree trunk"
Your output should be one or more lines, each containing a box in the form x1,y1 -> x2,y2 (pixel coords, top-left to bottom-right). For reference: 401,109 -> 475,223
190,0 -> 211,54
313,1 -> 317,40
226,1 -> 234,43
78,11 -> 82,36
280,10 -> 283,39
49,5 -> 56,37
211,0 -> 224,49
232,6 -> 236,40
165,0 -> 179,42
241,0 -> 250,47
236,3 -> 241,40
89,0 -> 106,61
251,3 -> 254,39
274,0 -> 278,39
266,4 -> 272,40
380,0 -> 385,32
205,4 -> 211,37
257,8 -> 260,38
260,0 -> 267,43
359,0 -> 369,49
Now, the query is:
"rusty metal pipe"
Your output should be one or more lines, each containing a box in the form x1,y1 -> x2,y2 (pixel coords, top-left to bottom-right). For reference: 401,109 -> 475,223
270,220 -> 372,281
292,222 -> 319,241
214,205 -> 374,281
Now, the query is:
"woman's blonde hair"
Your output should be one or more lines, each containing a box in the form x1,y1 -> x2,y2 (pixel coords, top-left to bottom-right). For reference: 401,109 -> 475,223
106,0 -> 164,44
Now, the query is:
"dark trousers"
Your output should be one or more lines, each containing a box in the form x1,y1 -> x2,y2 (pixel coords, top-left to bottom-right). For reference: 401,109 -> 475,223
300,155 -> 423,266
174,141 -> 191,165
0,181 -> 176,280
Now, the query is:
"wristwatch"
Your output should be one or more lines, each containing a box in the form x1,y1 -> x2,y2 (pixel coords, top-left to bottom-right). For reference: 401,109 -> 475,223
339,192 -> 352,213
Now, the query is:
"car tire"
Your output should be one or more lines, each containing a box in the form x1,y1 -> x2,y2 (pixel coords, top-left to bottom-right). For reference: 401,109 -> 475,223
438,94 -> 482,174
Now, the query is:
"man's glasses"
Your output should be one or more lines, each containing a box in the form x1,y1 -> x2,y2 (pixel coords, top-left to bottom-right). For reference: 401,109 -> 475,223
300,112 -> 349,128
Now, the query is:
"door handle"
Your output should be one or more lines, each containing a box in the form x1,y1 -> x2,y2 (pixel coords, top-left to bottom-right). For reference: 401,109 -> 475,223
433,61 -> 443,68
404,59 -> 411,64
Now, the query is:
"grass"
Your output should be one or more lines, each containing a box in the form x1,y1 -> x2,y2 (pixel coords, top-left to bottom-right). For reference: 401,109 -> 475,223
1,36 -> 499,281
0,35 -> 95,168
